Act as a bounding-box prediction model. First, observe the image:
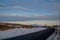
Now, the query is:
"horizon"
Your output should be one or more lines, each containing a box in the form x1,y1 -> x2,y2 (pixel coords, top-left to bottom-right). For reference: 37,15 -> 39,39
0,20 -> 59,26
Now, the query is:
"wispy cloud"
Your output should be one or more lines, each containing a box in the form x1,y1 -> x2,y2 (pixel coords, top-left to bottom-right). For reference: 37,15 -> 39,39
0,13 -> 30,18
29,14 -> 48,18
0,13 -> 48,18
13,6 -> 32,10
0,3 -> 6,6
0,13 -> 19,17
0,13 -> 59,21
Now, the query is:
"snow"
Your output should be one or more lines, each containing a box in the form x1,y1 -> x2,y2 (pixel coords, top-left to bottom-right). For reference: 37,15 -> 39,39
47,32 -> 56,40
0,27 -> 47,39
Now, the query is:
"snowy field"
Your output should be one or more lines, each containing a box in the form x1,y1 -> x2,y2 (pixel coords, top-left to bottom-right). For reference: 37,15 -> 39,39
0,27 -> 47,39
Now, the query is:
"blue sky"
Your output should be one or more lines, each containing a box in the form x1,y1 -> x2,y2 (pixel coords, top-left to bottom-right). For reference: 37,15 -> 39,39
0,0 -> 60,21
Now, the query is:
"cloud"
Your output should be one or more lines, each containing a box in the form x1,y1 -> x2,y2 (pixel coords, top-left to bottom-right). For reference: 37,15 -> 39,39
0,13 -> 31,18
0,13 -> 48,19
0,3 -> 6,6
0,13 -> 59,21
30,14 -> 48,18
0,13 -> 46,17
12,6 -> 32,10
0,14 -> 17,17
0,5 -> 33,11
0,13 -> 58,18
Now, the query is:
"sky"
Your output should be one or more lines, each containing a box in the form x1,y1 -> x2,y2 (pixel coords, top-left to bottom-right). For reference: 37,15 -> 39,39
0,0 -> 60,21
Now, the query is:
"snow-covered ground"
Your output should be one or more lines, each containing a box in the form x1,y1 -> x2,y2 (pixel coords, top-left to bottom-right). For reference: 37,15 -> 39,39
54,27 -> 60,40
54,34 -> 60,40
0,27 -> 47,39
47,32 -> 56,40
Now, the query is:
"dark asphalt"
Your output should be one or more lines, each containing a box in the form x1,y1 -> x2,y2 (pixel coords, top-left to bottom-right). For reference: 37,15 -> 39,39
3,28 -> 55,40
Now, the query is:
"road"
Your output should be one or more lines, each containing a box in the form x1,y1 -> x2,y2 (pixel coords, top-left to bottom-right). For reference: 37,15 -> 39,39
3,28 -> 55,40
